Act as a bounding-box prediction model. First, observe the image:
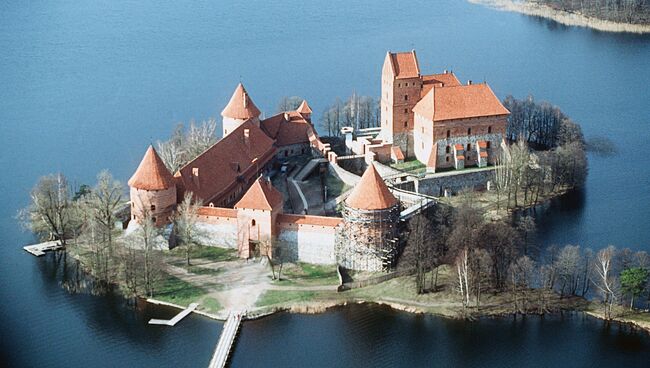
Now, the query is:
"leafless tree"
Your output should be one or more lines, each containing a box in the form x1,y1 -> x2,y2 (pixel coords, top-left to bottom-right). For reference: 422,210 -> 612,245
592,246 -> 618,320
173,191 -> 202,267
138,208 -> 163,298
277,96 -> 304,112
157,119 -> 218,172
454,247 -> 471,310
508,255 -> 536,312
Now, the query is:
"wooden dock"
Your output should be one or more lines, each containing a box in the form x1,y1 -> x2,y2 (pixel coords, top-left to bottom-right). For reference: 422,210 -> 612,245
23,241 -> 63,256
148,303 -> 199,326
208,311 -> 243,368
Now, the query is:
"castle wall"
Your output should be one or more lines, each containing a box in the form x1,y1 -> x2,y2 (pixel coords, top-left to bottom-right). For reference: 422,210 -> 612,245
414,114 -> 507,171
398,168 -> 495,197
195,207 -> 238,248
130,186 -> 177,226
277,221 -> 338,265
276,143 -> 311,159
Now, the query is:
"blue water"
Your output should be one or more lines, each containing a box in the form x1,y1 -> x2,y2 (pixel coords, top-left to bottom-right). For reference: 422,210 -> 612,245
1,0 -> 650,367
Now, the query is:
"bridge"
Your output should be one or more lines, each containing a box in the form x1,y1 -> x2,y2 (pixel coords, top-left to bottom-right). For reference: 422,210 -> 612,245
208,311 -> 244,368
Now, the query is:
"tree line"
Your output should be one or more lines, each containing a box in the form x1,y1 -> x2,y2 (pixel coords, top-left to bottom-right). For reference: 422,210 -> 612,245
19,171 -> 204,298
319,94 -> 380,136
495,96 -> 588,210
535,0 -> 650,25
402,196 -> 650,318
157,119 -> 218,174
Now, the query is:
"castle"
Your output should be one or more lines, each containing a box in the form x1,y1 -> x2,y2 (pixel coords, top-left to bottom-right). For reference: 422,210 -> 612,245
345,50 -> 509,172
127,50 -> 510,272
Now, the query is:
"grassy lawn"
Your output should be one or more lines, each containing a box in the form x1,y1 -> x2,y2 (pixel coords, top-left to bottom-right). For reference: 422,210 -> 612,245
390,159 -> 427,174
154,273 -> 208,307
256,290 -> 317,307
325,172 -> 351,198
169,246 -> 238,263
277,263 -> 339,286
201,296 -> 222,314
187,265 -> 223,277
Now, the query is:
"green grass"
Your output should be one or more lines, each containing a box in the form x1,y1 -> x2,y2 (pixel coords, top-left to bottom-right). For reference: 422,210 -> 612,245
277,262 -> 339,286
390,159 -> 426,174
169,246 -> 238,262
201,297 -> 222,314
325,172 -> 351,198
154,274 -> 208,307
256,290 -> 317,307
188,265 -> 223,277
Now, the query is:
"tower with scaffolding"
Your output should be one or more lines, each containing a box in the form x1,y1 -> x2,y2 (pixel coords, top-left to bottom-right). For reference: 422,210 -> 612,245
336,164 -> 401,272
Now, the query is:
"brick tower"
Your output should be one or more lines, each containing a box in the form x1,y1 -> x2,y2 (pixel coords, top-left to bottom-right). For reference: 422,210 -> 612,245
380,50 -> 422,158
221,83 -> 261,138
128,145 -> 177,226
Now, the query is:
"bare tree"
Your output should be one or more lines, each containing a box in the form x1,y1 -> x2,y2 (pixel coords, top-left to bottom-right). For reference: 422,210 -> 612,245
508,255 -> 536,312
405,214 -> 433,294
139,208 -> 163,298
173,192 -> 202,267
277,96 -> 303,112
19,173 -> 81,247
592,246 -> 618,320
454,247 -> 471,310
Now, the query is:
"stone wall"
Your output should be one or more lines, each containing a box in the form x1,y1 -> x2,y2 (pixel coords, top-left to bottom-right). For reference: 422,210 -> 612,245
276,143 -> 311,159
277,223 -> 337,265
400,168 -> 495,197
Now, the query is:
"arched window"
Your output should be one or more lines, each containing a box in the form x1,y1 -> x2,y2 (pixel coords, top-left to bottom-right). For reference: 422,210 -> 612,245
467,128 -> 471,135
150,204 -> 156,211
467,143 -> 471,152
446,145 -> 450,154
251,219 -> 256,226
404,95 -> 408,101
488,126 -> 492,134
487,141 -> 491,149
404,121 -> 407,128
446,130 -> 450,138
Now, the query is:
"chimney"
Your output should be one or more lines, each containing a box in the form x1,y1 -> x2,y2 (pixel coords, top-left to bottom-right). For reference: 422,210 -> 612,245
467,80 -> 472,85
192,167 -> 200,188
284,112 -> 290,121
243,92 -> 247,108
244,128 -> 250,145
444,69 -> 448,74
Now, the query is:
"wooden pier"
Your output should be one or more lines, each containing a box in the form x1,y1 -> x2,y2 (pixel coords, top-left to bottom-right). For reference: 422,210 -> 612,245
148,303 -> 199,326
208,311 -> 243,368
23,241 -> 63,256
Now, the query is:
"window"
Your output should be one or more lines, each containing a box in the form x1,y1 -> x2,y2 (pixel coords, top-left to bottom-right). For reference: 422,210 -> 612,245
398,83 -> 401,88
404,121 -> 407,127
421,142 -> 424,149
152,217 -> 156,223
488,126 -> 492,134
150,204 -> 156,211
446,130 -> 450,138
446,145 -> 450,154
421,127 -> 424,133
467,143 -> 471,151
284,151 -> 288,157
467,128 -> 471,135
251,219 -> 256,226
404,95 -> 408,101
404,108 -> 408,114
446,157 -> 450,162
487,141 -> 491,149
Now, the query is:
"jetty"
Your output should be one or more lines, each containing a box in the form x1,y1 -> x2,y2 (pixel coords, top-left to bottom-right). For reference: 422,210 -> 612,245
208,311 -> 243,368
23,241 -> 63,256
148,303 -> 199,326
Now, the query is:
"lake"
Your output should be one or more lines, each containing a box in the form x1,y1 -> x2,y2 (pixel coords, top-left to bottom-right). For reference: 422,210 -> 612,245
1,0 -> 650,367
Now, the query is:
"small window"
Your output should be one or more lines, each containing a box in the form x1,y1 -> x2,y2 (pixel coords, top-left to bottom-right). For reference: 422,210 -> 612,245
404,95 -> 408,101
467,143 -> 471,151
446,157 -> 450,162
488,126 -> 492,134
467,128 -> 471,135
404,108 -> 408,114
150,204 -> 156,211
284,151 -> 288,157
398,83 -> 401,87
446,145 -> 450,154
252,219 -> 256,226
404,121 -> 407,127
446,130 -> 450,138
152,217 -> 156,223
487,141 -> 491,149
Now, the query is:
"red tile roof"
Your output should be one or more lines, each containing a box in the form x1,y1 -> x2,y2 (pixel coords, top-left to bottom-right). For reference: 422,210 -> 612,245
413,83 -> 510,122
421,72 -> 462,96
346,163 -> 398,210
261,111 -> 313,147
277,214 -> 343,227
235,176 -> 283,211
128,145 -> 175,190
388,51 -> 420,79
175,120 -> 276,203
296,100 -> 312,114
197,206 -> 238,218
221,83 -> 261,120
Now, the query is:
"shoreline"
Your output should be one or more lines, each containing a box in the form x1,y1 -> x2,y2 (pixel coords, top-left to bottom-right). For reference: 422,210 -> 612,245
470,0 -> 650,34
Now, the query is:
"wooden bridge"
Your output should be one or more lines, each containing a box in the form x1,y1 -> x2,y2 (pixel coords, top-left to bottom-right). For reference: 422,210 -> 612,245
208,311 -> 244,368
148,303 -> 199,326
23,241 -> 63,256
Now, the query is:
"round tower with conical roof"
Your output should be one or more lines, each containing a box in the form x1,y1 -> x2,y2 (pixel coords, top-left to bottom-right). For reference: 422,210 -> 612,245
337,163 -> 401,271
128,145 -> 177,226
221,83 -> 261,138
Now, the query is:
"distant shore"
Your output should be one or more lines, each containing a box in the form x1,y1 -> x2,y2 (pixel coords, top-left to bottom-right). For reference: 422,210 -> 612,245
470,0 -> 650,34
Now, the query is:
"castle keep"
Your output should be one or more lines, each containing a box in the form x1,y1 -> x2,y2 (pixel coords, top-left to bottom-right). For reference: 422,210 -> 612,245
127,50 -> 509,271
